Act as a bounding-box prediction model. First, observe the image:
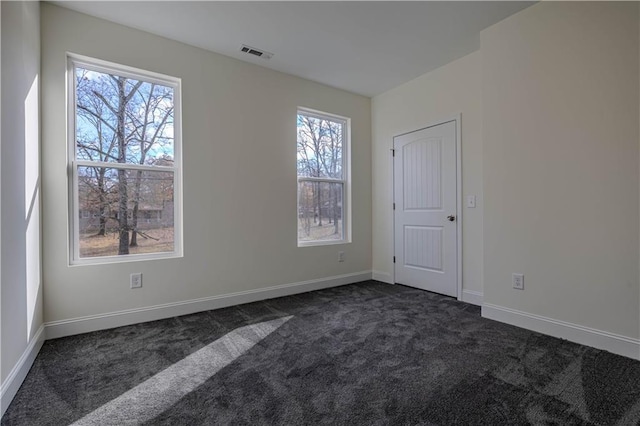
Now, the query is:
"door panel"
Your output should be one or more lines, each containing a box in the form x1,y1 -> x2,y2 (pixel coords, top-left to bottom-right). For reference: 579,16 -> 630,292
394,121 -> 457,297
403,137 -> 441,210
404,226 -> 443,271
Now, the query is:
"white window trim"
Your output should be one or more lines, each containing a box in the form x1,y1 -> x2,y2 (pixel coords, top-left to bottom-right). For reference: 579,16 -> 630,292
297,107 -> 351,247
67,53 -> 184,265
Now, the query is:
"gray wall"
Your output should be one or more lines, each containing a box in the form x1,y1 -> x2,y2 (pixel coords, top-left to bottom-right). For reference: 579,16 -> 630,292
372,1 -> 640,353
41,4 -> 372,323
481,1 -> 639,339
371,51 -> 483,299
1,0 -> 42,399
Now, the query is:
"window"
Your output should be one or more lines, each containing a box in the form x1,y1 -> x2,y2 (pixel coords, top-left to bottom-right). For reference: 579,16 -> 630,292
68,54 -> 182,264
297,108 -> 350,246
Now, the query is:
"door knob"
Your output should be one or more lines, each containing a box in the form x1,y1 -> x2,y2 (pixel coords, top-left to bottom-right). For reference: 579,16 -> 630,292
447,215 -> 456,222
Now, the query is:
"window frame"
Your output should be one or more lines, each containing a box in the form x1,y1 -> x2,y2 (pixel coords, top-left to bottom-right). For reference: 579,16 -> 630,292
67,53 -> 183,265
296,107 -> 351,247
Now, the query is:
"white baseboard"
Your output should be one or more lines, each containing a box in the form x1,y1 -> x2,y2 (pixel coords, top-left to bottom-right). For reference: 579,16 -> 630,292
45,271 -> 373,340
461,289 -> 483,306
1,325 -> 45,417
370,275 -> 484,307
482,303 -> 640,360
372,270 -> 393,284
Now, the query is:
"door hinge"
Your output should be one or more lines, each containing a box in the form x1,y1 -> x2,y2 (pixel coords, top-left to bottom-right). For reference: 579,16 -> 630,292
393,202 -> 396,210
391,148 -> 395,157
393,256 -> 396,264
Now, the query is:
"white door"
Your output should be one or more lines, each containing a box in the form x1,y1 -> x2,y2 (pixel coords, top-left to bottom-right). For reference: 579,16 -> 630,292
393,121 -> 458,297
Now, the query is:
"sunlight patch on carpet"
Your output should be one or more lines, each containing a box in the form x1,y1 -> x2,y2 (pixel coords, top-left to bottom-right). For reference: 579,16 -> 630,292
72,316 -> 293,425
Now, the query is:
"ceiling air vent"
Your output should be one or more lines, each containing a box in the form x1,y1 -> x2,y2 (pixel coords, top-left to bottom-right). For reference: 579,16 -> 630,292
240,44 -> 274,60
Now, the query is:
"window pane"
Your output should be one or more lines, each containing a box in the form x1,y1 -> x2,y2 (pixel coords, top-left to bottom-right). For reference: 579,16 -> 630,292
298,181 -> 343,242
297,113 -> 343,179
77,166 -> 174,258
75,67 -> 175,166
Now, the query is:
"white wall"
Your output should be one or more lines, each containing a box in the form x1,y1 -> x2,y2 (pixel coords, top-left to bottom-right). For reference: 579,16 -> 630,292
481,2 -> 640,341
41,4 -> 371,325
371,51 -> 483,302
1,0 -> 43,414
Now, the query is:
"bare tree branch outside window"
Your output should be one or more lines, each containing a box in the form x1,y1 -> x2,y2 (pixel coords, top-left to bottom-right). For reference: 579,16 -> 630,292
297,111 -> 346,243
73,62 -> 178,260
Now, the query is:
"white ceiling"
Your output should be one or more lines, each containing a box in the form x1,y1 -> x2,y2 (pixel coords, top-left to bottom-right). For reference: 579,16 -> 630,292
52,1 -> 535,97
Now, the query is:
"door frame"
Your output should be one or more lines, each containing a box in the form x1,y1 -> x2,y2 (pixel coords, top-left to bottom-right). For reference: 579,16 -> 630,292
391,115 -> 463,300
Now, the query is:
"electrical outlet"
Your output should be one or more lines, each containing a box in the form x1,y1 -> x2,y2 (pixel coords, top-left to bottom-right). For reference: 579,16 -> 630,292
338,251 -> 345,262
512,273 -> 524,290
130,272 -> 143,289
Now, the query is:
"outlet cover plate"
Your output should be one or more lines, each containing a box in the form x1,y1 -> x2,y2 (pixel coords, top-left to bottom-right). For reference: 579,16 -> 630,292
512,273 -> 524,290
130,272 -> 143,289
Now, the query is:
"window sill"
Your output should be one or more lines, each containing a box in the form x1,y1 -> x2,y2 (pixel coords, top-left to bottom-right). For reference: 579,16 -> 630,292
69,250 -> 183,267
297,239 -> 350,248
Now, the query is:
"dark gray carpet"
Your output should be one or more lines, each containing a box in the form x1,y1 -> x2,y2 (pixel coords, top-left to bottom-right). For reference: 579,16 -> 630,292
3,281 -> 640,425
